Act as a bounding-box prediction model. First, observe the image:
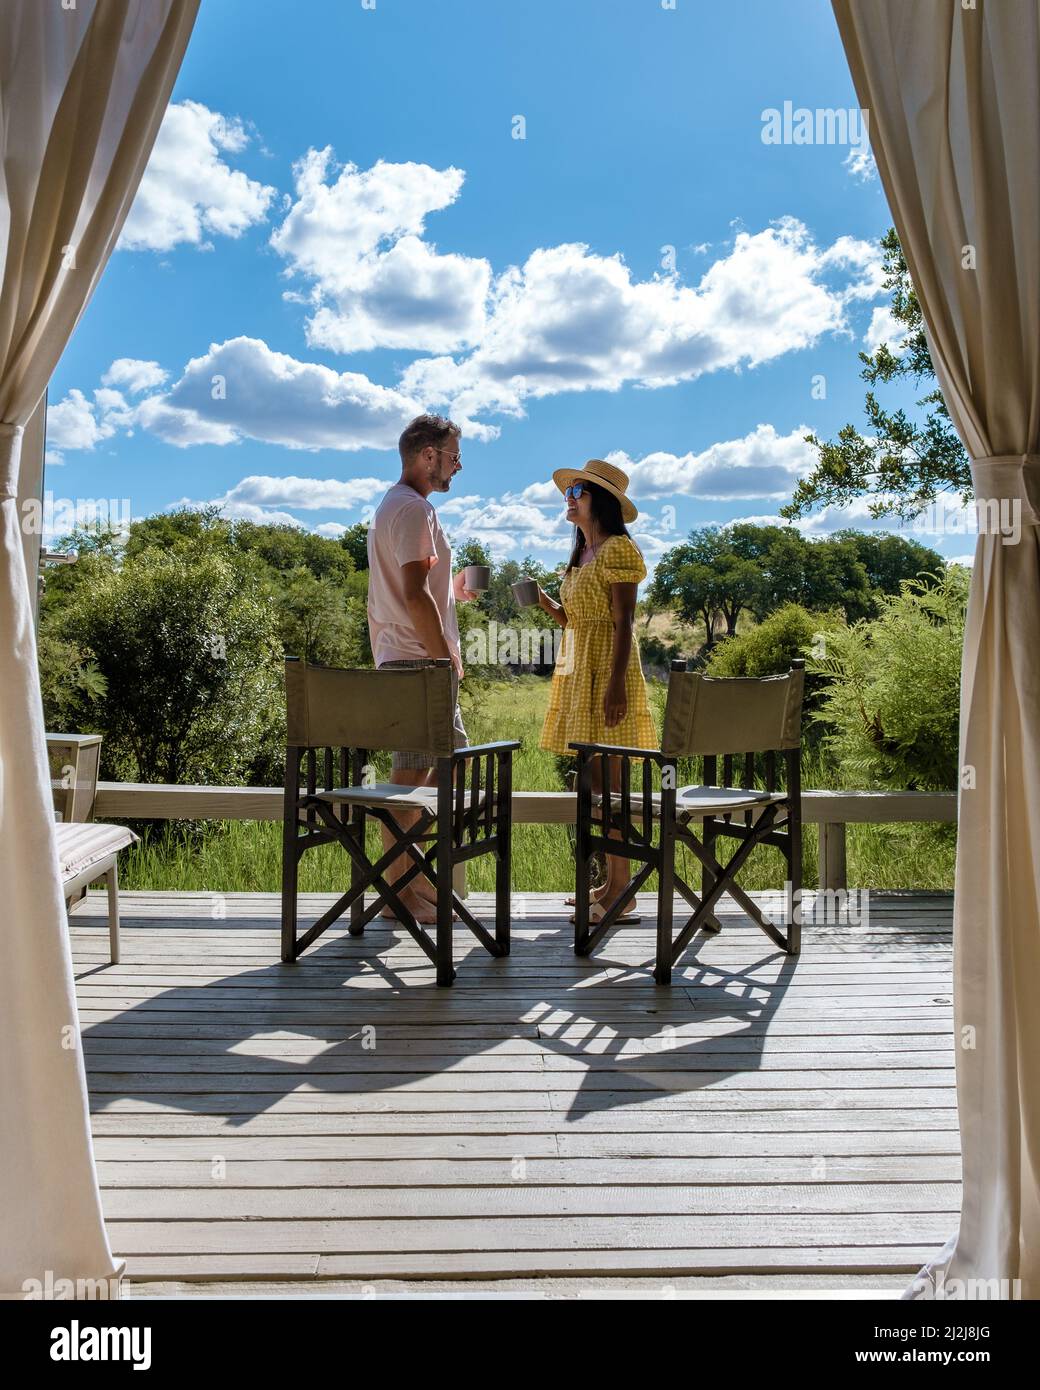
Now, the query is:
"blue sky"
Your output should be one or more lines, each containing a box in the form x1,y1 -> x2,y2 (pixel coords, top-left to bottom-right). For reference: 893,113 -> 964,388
47,0 -> 968,567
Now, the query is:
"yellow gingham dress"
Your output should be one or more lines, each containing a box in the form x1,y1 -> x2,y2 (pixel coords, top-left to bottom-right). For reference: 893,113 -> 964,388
540,534 -> 659,755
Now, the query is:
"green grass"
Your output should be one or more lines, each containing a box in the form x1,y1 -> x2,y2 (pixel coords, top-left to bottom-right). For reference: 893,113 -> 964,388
118,674 -> 956,894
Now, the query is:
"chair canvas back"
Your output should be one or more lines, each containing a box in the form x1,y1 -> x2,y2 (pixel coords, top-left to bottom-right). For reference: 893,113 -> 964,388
285,659 -> 456,756
661,667 -> 805,757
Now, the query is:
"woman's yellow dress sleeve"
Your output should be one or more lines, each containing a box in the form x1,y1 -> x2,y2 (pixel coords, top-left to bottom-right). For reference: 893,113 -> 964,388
600,535 -> 646,585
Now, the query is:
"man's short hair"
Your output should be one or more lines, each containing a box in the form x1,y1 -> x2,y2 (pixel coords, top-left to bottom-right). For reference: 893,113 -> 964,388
398,413 -> 460,464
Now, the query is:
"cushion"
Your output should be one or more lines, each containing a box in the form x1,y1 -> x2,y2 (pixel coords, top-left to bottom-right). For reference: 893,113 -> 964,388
55,822 -> 138,883
314,782 -> 487,812
676,785 -> 784,814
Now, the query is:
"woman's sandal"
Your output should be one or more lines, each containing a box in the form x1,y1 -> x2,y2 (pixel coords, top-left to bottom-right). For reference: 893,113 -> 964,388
569,900 -> 641,926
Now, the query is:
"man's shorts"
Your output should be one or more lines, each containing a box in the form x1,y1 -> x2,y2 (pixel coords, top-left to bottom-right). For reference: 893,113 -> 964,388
377,657 -> 468,772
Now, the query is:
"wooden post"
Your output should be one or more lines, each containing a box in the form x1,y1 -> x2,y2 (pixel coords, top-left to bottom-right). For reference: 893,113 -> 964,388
819,822 -> 848,892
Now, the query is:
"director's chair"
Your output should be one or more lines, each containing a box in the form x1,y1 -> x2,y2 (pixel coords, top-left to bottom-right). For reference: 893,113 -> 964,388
281,657 -> 519,986
572,658 -> 805,984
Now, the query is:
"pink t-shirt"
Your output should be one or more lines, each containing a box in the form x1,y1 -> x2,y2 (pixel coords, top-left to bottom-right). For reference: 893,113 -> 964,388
367,482 -> 460,667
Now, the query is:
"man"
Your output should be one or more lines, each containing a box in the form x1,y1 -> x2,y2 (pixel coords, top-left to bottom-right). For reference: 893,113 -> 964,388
367,414 -> 476,924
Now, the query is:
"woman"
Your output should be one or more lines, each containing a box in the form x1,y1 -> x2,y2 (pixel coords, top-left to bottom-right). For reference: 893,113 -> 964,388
536,459 -> 658,921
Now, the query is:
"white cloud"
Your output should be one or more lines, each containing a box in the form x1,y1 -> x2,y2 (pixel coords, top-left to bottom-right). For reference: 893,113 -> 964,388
138,336 -> 422,451
134,393 -> 239,447
844,144 -> 877,182
45,338 -> 424,458
438,495 -> 572,558
437,475 -> 686,564
218,474 -> 389,511
401,220 -> 885,427
818,234 -> 887,301
730,498 -> 885,535
271,150 -> 490,352
119,100 -> 276,253
102,358 -> 168,393
731,493 -> 963,542
606,424 -> 816,503
46,389 -> 114,452
175,474 -> 393,534
170,495 -> 306,529
864,305 -> 909,354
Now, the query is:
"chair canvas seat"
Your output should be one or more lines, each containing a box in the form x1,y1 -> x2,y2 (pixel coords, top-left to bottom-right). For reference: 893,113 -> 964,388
316,782 -> 487,812
595,787 -> 782,816
676,785 -> 784,815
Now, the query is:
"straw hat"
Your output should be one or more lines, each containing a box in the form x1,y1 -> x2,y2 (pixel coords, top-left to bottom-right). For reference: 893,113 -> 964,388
551,458 -> 638,523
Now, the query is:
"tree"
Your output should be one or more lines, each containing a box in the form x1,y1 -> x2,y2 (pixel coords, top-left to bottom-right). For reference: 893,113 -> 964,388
37,630 -> 107,730
782,228 -> 970,522
650,524 -> 873,640
231,519 -> 358,586
46,547 -> 283,785
339,521 -> 370,571
275,567 -> 369,667
832,529 -> 945,594
648,528 -> 759,643
123,505 -> 231,559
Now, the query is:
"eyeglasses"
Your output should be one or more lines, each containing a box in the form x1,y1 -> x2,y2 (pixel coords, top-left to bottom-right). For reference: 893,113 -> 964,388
564,483 -> 586,500
433,447 -> 461,466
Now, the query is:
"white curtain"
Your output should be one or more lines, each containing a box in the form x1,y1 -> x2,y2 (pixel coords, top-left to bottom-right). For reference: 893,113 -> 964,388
832,0 -> 1040,1298
0,0 -> 199,1298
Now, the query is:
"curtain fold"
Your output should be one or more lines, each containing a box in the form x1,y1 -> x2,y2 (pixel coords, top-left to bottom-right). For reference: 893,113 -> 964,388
831,0 -> 1040,1298
0,0 -> 199,1299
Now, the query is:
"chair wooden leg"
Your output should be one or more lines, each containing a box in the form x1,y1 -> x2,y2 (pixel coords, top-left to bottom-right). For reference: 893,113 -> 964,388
349,807 -> 365,936
787,813 -> 803,956
495,754 -> 512,955
436,791 -> 456,987
786,751 -> 803,956
573,754 -> 592,955
105,863 -> 120,966
656,793 -> 676,985
701,815 -> 721,933
281,839 -> 299,963
281,747 -> 301,963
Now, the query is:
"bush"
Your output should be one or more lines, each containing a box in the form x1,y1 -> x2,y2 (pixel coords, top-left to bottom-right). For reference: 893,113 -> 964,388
705,603 -> 844,716
45,547 -> 283,785
639,632 -> 682,677
808,569 -> 966,791
37,629 -> 108,733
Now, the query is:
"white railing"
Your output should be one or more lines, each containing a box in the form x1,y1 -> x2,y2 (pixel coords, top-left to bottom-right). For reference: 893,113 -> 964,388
94,782 -> 956,892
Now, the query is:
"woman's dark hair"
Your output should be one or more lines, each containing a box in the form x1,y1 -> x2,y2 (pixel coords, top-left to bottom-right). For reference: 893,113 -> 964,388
566,481 -> 634,569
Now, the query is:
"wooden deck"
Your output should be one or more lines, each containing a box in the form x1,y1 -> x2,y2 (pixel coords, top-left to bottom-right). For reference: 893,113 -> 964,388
69,889 -> 959,1291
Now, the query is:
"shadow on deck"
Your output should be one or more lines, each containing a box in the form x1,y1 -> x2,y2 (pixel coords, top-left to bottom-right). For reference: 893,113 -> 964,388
69,889 -> 959,1288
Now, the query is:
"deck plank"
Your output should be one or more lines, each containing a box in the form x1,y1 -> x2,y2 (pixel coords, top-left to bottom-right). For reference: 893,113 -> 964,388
70,888 -> 957,1288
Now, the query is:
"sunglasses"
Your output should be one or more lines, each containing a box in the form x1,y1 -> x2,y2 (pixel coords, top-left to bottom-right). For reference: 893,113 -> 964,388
564,483 -> 586,500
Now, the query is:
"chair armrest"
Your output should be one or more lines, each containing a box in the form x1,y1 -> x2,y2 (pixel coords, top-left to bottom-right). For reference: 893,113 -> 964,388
452,740 -> 522,761
569,741 -> 670,762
